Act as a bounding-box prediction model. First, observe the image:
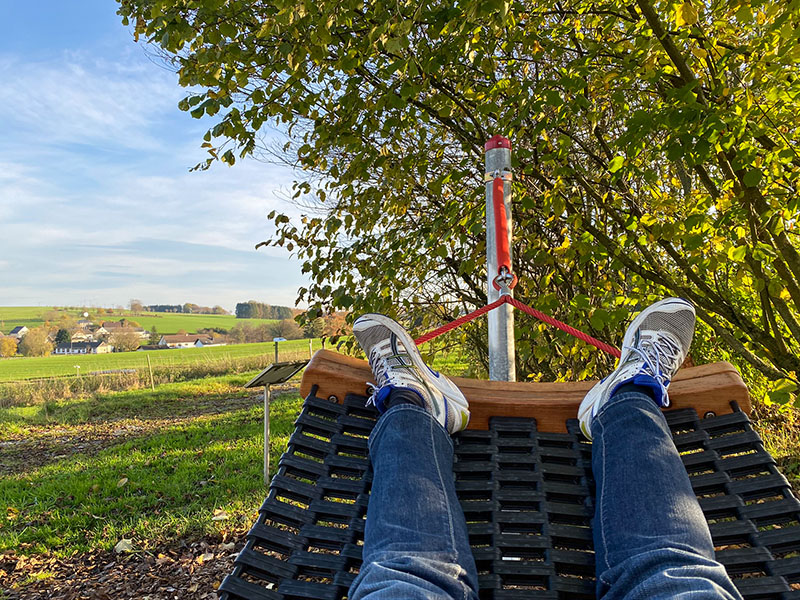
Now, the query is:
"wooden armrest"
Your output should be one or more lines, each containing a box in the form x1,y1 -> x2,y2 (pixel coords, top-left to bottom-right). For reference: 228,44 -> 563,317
300,349 -> 750,432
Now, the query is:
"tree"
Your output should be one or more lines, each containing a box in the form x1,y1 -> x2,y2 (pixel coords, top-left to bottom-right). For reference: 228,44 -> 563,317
229,324 -> 248,344
110,330 -> 141,352
0,337 -> 18,358
121,0 -> 800,400
303,318 -> 325,338
235,301 -> 294,319
270,319 -> 304,340
55,328 -> 71,344
18,327 -> 52,357
149,325 -> 160,345
129,299 -> 144,313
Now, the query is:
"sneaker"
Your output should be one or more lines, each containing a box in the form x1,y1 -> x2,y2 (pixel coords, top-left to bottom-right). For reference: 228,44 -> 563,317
353,313 -> 470,434
578,298 -> 696,440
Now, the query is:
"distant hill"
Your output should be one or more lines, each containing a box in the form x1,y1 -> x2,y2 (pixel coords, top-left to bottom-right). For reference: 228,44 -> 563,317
0,307 -> 280,336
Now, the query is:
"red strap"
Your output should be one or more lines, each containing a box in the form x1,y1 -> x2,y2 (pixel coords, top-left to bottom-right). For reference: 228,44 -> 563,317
493,177 -> 511,275
414,296 -> 621,358
413,297 -> 508,346
506,297 -> 621,358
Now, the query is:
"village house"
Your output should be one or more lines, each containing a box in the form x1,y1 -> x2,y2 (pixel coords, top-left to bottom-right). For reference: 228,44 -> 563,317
70,330 -> 95,342
95,320 -> 150,340
8,326 -> 28,339
53,341 -> 112,355
158,334 -> 223,348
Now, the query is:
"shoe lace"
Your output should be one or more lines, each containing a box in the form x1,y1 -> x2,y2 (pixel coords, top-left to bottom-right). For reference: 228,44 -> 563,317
365,349 -> 390,408
622,333 -> 682,406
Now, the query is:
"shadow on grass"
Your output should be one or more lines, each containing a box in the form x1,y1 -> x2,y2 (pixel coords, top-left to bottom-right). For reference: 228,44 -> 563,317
0,394 -> 304,556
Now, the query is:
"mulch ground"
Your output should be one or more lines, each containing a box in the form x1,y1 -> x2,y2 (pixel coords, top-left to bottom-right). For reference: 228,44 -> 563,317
1,537 -> 243,599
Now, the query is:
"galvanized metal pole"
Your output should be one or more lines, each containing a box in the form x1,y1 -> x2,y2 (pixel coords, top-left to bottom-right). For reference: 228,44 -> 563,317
485,135 -> 516,381
264,384 -> 271,486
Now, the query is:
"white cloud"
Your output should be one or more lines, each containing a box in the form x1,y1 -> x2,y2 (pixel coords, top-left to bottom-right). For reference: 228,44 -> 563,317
0,54 -> 179,151
0,47 -> 311,309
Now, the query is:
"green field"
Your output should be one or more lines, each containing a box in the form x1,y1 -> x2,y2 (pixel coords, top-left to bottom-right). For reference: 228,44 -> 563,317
0,306 -> 280,335
0,339 -> 322,382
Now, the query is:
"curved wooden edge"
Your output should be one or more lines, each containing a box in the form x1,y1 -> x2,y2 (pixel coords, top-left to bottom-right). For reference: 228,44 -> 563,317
300,349 -> 751,433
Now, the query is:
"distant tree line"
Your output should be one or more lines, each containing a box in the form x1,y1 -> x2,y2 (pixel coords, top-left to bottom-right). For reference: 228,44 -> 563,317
235,301 -> 293,320
143,303 -> 227,314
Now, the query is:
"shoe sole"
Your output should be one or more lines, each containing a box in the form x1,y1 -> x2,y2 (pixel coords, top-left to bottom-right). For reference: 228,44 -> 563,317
354,314 -> 470,418
577,298 -> 694,437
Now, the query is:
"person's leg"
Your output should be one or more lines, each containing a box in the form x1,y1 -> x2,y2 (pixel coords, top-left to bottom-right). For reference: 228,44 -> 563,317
592,387 -> 742,599
349,399 -> 479,600
349,315 -> 479,600
578,298 -> 742,599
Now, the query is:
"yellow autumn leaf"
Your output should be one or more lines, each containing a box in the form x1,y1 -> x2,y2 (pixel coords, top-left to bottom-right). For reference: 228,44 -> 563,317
780,288 -> 792,302
675,2 -> 698,26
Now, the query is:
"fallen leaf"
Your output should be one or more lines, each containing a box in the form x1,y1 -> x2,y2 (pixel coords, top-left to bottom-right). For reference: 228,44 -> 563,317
211,509 -> 229,521
117,477 -> 129,488
114,539 -> 134,553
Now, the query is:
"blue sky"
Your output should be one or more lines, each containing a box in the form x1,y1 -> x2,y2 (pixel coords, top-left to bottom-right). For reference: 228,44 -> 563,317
0,1 -> 306,311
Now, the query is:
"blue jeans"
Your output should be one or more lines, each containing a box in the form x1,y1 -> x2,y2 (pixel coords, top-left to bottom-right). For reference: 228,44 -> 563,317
349,392 -> 743,599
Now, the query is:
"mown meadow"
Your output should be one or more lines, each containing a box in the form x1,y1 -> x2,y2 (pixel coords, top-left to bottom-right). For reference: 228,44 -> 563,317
0,339 -> 320,383
0,306 -> 279,337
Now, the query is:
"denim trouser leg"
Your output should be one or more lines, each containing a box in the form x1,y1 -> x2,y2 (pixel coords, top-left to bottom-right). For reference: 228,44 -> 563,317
593,391 -> 743,599
348,404 -> 479,600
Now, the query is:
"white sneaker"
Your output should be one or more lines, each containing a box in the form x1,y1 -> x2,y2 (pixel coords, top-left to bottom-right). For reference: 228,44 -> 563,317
353,313 -> 470,434
578,298 -> 696,440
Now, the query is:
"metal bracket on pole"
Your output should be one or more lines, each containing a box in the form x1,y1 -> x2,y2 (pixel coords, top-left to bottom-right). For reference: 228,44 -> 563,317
485,135 -> 516,382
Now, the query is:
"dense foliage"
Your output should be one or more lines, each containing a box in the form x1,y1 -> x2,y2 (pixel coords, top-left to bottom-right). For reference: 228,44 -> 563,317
234,301 -> 294,319
118,0 -> 800,400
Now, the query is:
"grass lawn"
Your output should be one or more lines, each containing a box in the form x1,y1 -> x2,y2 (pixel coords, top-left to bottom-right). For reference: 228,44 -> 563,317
0,339 -> 322,382
2,356 -> 800,598
0,306 -> 279,335
0,347 -> 471,560
0,373 -> 303,557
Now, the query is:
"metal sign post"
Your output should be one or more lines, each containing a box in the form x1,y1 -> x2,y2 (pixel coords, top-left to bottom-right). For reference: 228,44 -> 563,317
485,135 -> 516,382
244,360 -> 309,485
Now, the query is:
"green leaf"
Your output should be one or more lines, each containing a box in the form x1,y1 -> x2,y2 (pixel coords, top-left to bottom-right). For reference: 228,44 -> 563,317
727,245 -> 747,262
608,156 -> 625,173
769,378 -> 797,405
742,170 -> 762,188
589,309 -> 609,330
